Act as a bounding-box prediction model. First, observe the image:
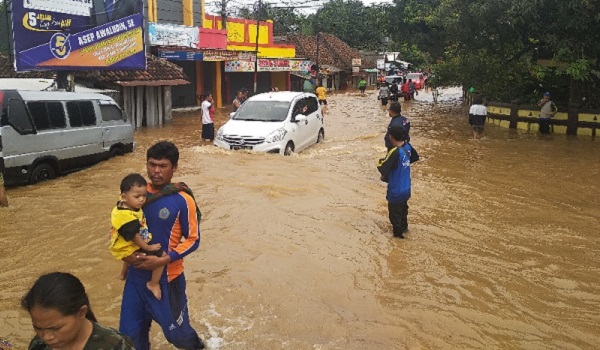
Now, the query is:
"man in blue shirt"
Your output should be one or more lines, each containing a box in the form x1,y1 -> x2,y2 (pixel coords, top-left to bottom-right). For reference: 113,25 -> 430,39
385,102 -> 410,150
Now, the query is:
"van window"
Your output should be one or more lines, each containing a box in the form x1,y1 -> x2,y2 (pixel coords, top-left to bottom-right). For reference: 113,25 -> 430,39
100,105 -> 123,121
7,98 -> 35,134
27,101 -> 66,130
67,101 -> 97,127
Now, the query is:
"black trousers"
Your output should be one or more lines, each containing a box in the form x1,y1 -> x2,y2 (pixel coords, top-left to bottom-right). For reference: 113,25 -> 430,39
381,97 -> 388,106
388,201 -> 408,236
539,118 -> 551,134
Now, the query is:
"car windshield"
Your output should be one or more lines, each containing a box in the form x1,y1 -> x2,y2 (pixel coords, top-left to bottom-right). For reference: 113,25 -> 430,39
386,77 -> 401,84
407,74 -> 421,80
233,101 -> 290,122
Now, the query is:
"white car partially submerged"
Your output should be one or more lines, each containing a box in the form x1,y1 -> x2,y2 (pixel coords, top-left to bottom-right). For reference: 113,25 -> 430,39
214,91 -> 325,155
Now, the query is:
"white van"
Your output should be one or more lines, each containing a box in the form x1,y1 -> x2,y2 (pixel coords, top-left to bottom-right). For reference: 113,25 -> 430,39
214,91 -> 325,155
0,90 -> 134,185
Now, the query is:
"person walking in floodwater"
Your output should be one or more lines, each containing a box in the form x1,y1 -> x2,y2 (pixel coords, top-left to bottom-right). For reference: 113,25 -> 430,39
21,272 -> 135,350
379,81 -> 390,106
119,141 -> 204,350
358,77 -> 367,94
385,101 -> 410,150
232,90 -> 243,112
377,126 -> 413,239
201,93 -> 215,142
0,156 -> 7,207
468,95 -> 487,139
537,92 -> 557,134
315,83 -> 328,115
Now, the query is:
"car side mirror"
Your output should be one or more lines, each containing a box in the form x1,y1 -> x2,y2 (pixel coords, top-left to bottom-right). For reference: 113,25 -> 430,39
294,114 -> 308,122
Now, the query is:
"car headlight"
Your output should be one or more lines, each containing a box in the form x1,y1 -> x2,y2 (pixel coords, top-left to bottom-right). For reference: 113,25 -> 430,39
216,128 -> 224,141
265,127 -> 287,143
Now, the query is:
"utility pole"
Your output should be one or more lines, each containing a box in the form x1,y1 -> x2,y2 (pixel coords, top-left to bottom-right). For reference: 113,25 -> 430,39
253,0 -> 261,94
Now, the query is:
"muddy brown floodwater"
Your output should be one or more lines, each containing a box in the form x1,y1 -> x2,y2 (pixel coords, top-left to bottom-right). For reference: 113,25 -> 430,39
1,88 -> 600,349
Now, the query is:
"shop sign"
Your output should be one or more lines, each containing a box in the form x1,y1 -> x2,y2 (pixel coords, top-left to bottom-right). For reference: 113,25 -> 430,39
203,50 -> 255,61
158,50 -> 203,61
148,23 -> 199,48
11,0 -> 146,71
258,59 -> 310,72
352,58 -> 362,66
352,66 -> 360,73
225,59 -> 311,73
377,59 -> 385,69
225,60 -> 255,72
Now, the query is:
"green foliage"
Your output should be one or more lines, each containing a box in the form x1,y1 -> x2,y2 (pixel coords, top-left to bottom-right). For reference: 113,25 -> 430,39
384,0 -> 600,106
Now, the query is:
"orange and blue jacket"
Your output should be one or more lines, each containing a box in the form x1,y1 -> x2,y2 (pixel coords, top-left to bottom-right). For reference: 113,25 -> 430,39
127,184 -> 200,283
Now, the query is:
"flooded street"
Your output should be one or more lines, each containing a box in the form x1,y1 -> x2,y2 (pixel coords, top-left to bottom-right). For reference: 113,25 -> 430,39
1,88 -> 600,349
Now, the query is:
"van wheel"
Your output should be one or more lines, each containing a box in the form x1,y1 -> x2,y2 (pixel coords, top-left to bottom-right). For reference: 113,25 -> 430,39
110,147 -> 125,158
317,129 -> 325,143
284,142 -> 294,156
30,164 -> 56,184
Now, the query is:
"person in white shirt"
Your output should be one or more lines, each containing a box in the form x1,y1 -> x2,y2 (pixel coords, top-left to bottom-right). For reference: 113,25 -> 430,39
468,95 -> 487,139
201,93 -> 215,142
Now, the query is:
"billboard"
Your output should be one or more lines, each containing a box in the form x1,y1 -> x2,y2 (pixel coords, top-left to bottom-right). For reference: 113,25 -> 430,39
149,23 -> 198,48
11,0 -> 146,71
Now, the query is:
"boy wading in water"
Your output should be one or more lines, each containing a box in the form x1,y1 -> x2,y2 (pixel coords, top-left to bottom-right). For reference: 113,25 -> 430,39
377,126 -> 413,239
110,174 -> 166,300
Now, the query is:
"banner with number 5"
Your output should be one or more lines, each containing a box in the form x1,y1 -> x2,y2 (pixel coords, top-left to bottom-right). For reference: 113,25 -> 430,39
11,0 -> 146,71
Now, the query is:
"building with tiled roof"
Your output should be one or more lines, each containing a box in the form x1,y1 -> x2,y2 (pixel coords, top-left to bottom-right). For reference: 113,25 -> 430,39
288,34 -> 377,91
0,53 -> 189,127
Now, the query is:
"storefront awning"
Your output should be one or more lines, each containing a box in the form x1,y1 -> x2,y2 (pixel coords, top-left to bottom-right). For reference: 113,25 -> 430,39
116,79 -> 190,86
320,64 -> 342,73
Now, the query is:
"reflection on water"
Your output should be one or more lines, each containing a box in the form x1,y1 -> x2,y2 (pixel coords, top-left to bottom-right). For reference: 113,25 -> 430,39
1,88 -> 600,349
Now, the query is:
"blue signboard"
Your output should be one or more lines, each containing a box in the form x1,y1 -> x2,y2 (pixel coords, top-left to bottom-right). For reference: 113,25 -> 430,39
11,0 -> 146,71
158,51 -> 204,61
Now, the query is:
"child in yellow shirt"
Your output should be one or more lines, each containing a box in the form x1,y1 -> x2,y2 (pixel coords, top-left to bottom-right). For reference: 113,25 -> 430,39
110,173 -> 165,300
315,83 -> 328,115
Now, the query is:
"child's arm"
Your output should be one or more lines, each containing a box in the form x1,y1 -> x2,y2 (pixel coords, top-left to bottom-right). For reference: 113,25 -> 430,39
377,148 -> 399,183
132,233 -> 161,252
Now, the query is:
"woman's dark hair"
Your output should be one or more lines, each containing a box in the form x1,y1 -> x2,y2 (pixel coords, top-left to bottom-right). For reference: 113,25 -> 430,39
120,173 -> 147,193
147,141 -> 179,166
21,272 -> 97,322
473,94 -> 484,105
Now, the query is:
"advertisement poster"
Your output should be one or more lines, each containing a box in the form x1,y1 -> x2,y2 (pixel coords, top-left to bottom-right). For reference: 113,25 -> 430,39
225,59 -> 311,73
149,23 -> 198,48
11,0 -> 146,71
352,58 -> 362,66
203,50 -> 255,61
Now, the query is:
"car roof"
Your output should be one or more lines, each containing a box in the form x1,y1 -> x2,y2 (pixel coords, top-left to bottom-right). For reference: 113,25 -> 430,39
247,91 -> 310,102
14,90 -> 115,102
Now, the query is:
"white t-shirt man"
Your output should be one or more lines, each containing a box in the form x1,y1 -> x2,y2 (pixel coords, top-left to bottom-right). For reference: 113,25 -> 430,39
201,100 -> 213,124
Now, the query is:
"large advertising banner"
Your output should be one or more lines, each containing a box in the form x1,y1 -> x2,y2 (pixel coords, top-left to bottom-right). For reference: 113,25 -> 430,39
11,0 -> 146,71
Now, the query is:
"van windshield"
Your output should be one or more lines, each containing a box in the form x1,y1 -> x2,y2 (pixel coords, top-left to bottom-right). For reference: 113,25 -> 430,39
233,101 -> 290,122
407,73 -> 422,80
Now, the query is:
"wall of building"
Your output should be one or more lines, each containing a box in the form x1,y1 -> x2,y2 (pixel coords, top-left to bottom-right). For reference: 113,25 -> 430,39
202,15 -> 295,58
